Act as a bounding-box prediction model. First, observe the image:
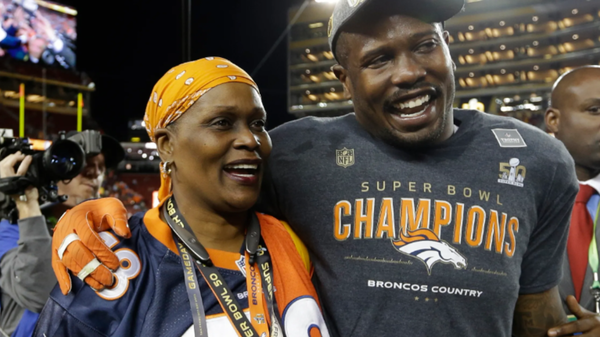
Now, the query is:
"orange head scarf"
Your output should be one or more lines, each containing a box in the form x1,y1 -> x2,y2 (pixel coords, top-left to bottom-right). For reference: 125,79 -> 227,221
144,56 -> 259,204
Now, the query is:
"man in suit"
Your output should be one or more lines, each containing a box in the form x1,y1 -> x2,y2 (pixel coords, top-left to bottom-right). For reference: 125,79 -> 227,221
546,65 -> 600,315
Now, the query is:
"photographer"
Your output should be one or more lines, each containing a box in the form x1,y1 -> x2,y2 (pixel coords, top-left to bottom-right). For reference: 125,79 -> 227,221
0,133 -> 124,337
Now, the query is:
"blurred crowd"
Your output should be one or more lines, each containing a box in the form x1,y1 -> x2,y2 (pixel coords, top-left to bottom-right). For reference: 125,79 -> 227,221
0,0 -> 75,70
101,171 -> 149,218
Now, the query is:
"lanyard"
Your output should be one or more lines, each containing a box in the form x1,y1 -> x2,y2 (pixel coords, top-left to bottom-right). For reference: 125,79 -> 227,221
252,245 -> 284,337
162,196 -> 283,337
588,199 -> 600,313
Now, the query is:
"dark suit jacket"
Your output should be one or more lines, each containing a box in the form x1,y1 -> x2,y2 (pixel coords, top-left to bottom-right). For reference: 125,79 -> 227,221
559,221 -> 600,313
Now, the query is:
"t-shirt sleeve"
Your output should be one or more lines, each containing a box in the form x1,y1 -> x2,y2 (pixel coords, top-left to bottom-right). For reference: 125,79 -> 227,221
33,286 -> 106,337
280,220 -> 312,274
518,156 -> 578,294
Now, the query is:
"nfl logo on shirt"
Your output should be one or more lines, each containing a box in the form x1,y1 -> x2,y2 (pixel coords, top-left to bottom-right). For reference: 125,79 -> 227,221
336,148 -> 355,168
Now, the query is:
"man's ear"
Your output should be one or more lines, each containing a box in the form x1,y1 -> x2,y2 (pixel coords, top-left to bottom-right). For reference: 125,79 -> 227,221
545,107 -> 560,134
443,30 -> 450,45
155,127 -> 175,162
332,64 -> 353,100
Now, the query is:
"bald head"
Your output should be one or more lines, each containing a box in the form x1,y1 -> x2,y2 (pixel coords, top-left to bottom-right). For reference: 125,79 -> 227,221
550,65 -> 600,110
546,65 -> 600,180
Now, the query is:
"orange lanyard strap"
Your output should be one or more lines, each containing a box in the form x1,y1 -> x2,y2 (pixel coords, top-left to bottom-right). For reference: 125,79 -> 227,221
246,250 -> 269,336
245,246 -> 285,337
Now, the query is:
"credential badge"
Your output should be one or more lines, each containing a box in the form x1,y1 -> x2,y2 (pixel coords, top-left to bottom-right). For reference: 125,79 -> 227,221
347,0 -> 366,7
491,129 -> 527,148
336,147 -> 355,168
498,158 -> 526,187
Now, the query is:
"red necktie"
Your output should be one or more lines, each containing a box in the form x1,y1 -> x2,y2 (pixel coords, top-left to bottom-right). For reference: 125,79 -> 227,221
568,184 -> 597,302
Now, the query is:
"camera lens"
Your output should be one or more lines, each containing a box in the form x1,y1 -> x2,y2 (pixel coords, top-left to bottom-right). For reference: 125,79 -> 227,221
43,139 -> 85,180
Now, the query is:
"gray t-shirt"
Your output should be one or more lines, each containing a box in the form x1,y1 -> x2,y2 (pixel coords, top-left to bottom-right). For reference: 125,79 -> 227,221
259,109 -> 578,337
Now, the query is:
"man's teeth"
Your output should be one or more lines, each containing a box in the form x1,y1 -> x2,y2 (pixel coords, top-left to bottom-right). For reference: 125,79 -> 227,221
400,107 -> 426,118
224,164 -> 258,170
396,95 -> 431,110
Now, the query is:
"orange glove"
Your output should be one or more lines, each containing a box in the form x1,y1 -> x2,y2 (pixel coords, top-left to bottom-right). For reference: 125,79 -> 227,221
51,198 -> 131,295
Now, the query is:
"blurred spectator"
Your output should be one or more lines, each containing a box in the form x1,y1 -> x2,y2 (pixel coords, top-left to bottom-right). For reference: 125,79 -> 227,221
0,2 -> 28,61
29,11 -> 74,69
26,35 -> 45,61
101,171 -> 148,218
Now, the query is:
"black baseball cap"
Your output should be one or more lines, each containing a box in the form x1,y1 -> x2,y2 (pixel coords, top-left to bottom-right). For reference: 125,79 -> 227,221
98,134 -> 125,169
64,130 -> 125,169
328,0 -> 465,60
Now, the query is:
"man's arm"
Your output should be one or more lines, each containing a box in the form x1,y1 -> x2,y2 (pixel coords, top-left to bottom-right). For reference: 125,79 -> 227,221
512,144 -> 578,336
0,215 -> 55,312
513,286 -> 567,337
0,152 -> 54,312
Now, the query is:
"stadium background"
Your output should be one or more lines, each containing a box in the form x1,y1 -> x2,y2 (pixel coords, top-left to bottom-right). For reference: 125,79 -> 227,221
0,0 -> 597,214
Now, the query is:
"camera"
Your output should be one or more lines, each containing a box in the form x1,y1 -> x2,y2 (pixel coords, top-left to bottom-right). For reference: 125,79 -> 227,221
0,130 -> 103,221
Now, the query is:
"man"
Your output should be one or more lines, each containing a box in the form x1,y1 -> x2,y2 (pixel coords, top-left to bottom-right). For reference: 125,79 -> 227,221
29,13 -> 76,69
0,132 -> 124,337
261,1 -> 578,335
46,0 -> 600,336
25,36 -> 46,64
46,132 -> 124,225
547,66 -> 600,314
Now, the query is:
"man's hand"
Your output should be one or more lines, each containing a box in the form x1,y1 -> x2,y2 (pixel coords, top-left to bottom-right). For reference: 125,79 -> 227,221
547,295 -> 600,336
51,197 -> 131,295
31,14 -> 55,42
0,151 -> 41,219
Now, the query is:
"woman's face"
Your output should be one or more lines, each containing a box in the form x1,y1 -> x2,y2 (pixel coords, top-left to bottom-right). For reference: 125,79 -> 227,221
166,83 -> 272,213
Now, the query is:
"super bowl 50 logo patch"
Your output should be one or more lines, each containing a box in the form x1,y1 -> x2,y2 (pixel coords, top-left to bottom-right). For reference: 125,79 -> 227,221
391,228 -> 467,274
498,158 -> 526,187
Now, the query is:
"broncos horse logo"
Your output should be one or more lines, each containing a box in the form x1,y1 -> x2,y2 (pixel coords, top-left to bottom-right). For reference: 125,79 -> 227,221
392,229 -> 467,274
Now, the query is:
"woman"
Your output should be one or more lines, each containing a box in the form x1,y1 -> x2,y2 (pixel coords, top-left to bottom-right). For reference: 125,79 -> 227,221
34,57 -> 329,337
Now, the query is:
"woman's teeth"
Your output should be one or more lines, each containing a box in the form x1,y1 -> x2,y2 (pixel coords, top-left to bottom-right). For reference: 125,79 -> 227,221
224,164 -> 258,170
223,164 -> 258,177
